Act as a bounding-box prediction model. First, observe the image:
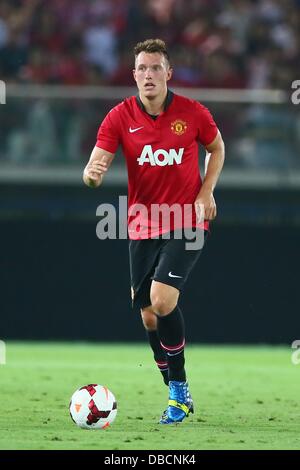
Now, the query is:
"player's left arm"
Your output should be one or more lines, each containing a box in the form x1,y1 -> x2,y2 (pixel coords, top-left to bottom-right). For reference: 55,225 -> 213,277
195,130 -> 225,221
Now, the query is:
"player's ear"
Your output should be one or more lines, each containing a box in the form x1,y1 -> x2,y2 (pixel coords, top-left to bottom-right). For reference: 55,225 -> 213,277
166,66 -> 173,82
133,69 -> 137,83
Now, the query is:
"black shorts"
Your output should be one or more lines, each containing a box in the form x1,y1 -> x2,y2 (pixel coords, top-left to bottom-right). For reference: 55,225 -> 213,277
129,229 -> 208,309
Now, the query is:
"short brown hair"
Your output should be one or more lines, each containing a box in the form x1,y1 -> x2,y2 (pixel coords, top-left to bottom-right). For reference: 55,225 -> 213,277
134,39 -> 170,65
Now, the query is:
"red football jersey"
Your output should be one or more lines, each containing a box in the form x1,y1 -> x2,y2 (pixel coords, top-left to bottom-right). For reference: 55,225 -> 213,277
96,92 -> 218,239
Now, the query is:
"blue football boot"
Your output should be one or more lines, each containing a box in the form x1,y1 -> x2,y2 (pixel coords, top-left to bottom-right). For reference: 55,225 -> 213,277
159,381 -> 194,424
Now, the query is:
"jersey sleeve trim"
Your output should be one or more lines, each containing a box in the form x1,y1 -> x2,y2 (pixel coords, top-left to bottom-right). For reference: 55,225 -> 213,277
196,103 -> 219,147
204,127 -> 219,147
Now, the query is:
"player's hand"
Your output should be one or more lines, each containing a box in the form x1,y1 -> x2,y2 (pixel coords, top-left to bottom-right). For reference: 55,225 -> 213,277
194,189 -> 217,222
83,158 -> 108,187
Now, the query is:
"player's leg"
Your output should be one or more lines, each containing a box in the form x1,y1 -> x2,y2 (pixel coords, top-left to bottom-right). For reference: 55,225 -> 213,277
150,281 -> 193,424
150,230 -> 207,424
140,305 -> 169,385
128,238 -> 169,385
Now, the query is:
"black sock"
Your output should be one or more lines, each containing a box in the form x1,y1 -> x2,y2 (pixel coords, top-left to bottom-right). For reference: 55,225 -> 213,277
146,330 -> 169,385
157,306 -> 186,382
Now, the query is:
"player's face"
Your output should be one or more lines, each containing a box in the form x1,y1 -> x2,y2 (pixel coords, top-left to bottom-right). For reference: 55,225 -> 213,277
133,52 -> 172,100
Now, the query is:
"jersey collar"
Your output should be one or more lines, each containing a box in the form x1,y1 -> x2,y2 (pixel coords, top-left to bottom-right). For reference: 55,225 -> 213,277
135,90 -> 174,120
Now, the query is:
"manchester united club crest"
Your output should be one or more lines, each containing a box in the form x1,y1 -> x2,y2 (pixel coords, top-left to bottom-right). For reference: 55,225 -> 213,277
171,119 -> 187,136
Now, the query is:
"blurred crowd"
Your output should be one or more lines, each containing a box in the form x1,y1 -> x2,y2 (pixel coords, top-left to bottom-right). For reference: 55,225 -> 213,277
0,0 -> 299,168
0,0 -> 299,89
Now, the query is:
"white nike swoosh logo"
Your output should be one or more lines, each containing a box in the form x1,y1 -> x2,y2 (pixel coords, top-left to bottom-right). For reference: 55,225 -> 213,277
168,272 -> 183,278
129,126 -> 144,133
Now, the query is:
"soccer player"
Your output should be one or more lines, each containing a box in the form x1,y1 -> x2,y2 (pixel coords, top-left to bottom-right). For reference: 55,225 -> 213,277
83,39 -> 225,424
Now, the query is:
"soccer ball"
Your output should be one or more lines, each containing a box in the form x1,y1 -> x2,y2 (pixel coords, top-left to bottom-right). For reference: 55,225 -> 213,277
69,384 -> 117,429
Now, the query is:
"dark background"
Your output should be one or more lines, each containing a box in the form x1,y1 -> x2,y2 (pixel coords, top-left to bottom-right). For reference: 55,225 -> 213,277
1,183 -> 298,344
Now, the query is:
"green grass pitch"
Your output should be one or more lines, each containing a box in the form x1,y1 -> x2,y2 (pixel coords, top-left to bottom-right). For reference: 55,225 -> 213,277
0,342 -> 299,450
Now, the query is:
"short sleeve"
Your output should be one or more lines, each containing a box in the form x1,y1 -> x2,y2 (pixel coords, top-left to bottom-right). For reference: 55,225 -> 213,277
96,107 -> 120,154
196,103 -> 218,147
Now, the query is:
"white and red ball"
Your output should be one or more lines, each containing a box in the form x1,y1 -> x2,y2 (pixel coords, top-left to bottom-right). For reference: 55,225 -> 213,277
69,384 -> 117,429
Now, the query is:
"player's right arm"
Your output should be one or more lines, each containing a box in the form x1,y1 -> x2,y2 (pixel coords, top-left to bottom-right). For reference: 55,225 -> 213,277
83,146 -> 115,188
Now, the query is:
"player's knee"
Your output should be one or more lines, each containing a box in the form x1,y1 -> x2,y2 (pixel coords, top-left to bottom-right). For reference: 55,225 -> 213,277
150,282 -> 179,316
150,294 -> 177,317
140,307 -> 157,330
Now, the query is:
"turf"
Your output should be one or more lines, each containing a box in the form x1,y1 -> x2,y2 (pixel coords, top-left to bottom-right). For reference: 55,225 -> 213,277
0,342 -> 299,450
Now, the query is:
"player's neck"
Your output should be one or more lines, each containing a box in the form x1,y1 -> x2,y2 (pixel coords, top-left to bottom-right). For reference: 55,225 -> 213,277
139,91 -> 168,116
